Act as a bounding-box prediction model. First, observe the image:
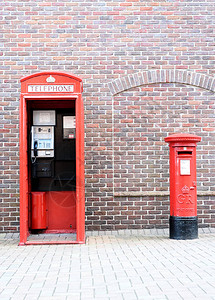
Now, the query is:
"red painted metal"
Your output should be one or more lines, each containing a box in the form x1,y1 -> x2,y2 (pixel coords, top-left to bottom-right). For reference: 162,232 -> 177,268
31,192 -> 46,230
46,191 -> 76,231
165,133 -> 201,217
19,71 -> 85,245
20,71 -> 83,86
19,94 -> 29,246
25,241 -> 84,246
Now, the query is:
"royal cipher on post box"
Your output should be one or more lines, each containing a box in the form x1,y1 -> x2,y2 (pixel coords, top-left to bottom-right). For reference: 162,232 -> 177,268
165,133 -> 201,240
19,72 -> 85,245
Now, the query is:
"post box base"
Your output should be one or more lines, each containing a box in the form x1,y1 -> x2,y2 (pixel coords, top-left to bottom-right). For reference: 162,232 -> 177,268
169,216 -> 198,240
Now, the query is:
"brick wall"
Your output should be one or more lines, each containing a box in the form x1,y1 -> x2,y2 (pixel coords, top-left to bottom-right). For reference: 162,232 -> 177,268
113,83 -> 215,194
1,0 -> 215,232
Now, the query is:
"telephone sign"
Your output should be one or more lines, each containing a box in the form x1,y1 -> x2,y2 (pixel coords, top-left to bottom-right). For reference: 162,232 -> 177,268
28,85 -> 74,93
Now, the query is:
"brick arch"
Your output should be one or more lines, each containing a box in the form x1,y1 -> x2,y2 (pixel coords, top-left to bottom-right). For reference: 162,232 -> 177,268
108,70 -> 215,95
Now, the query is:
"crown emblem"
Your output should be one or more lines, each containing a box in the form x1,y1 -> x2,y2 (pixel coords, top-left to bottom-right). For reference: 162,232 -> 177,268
46,75 -> 56,83
182,185 -> 189,194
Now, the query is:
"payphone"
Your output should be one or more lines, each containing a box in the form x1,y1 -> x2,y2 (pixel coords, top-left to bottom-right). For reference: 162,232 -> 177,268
31,110 -> 55,160
31,127 -> 54,159
31,111 -> 55,180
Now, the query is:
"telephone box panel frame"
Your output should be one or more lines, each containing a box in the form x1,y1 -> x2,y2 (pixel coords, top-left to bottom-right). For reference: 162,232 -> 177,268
19,72 -> 85,245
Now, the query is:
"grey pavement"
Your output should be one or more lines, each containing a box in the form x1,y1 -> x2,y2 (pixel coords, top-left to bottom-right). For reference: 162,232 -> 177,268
0,228 -> 215,300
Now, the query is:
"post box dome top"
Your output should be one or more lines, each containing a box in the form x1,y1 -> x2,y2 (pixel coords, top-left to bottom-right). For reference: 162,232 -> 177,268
165,133 -> 201,143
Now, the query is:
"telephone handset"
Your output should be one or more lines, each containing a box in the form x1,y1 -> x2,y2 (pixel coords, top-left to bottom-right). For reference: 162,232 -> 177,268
34,141 -> 38,158
31,140 -> 38,164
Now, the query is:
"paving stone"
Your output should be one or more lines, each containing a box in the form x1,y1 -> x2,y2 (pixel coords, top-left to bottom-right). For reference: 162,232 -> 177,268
0,232 -> 215,299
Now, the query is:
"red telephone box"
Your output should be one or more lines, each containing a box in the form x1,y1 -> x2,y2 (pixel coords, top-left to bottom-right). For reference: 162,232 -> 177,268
19,72 -> 85,245
165,133 -> 201,239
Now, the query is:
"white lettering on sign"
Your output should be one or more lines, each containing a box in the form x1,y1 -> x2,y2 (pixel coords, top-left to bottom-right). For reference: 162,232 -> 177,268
28,85 -> 74,93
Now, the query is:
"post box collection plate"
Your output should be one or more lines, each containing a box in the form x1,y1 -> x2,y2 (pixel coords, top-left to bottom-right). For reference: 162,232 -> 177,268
180,159 -> 191,175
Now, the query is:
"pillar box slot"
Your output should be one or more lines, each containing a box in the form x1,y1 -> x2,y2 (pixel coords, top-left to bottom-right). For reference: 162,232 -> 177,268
177,151 -> 192,155
165,133 -> 201,240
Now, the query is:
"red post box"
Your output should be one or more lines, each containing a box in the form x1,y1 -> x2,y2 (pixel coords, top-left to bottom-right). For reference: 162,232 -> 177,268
165,133 -> 201,239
